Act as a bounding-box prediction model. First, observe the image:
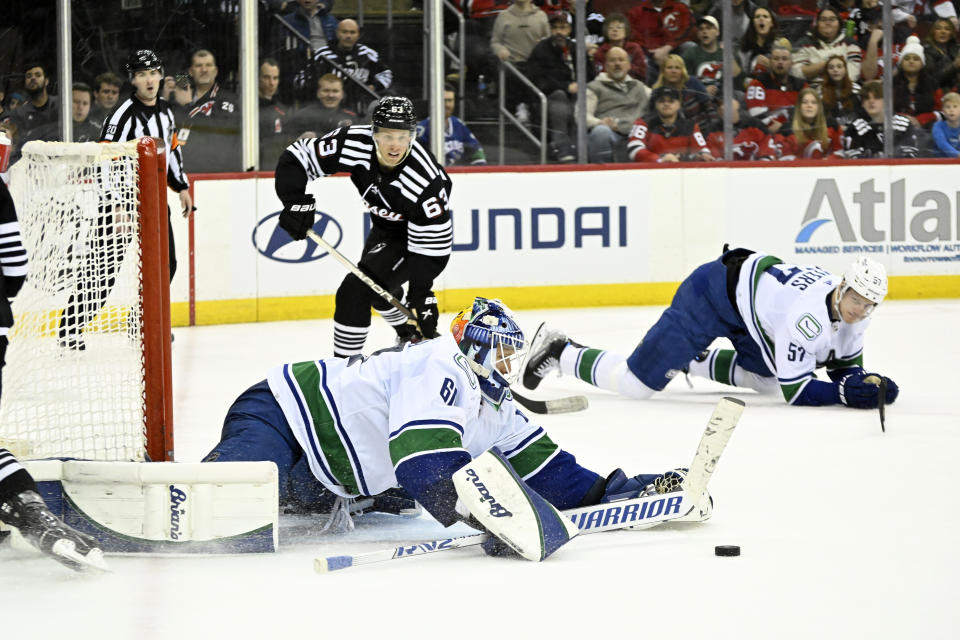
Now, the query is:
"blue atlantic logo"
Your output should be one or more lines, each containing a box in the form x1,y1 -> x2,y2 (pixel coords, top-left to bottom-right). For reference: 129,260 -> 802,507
252,210 -> 343,263
795,218 -> 832,243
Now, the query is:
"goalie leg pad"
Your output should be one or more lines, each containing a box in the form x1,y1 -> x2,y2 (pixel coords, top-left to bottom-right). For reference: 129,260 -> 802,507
24,459 -> 279,553
452,449 -> 579,562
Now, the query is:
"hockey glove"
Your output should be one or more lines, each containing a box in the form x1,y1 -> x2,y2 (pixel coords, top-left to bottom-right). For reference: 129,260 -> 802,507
838,370 -> 883,409
863,373 -> 900,404
409,292 -> 440,339
279,194 -> 316,241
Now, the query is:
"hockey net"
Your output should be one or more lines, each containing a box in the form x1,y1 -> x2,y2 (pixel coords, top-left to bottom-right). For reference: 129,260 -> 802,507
0,139 -> 173,462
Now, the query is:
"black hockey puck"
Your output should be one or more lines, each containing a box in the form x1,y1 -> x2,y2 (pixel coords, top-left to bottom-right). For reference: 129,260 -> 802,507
715,545 -> 740,557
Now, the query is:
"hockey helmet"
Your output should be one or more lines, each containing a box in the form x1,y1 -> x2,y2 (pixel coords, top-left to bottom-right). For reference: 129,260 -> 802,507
451,297 -> 526,410
125,50 -> 164,79
371,96 -> 417,132
842,257 -> 888,305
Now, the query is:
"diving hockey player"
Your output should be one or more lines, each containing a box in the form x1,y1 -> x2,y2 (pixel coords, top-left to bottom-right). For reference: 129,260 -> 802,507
274,96 -> 453,357
523,251 -> 899,409
203,297 -> 700,559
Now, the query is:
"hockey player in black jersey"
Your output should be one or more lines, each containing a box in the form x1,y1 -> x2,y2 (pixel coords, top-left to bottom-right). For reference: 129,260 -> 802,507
58,50 -> 192,349
275,96 -> 453,357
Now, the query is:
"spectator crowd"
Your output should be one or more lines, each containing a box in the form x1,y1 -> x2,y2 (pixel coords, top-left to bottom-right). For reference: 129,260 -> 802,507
4,0 -> 960,169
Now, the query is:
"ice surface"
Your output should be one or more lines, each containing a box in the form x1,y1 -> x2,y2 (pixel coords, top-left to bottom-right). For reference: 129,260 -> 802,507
5,301 -> 958,639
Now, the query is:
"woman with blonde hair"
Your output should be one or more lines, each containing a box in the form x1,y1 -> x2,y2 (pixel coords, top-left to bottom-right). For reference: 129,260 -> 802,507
767,87 -> 842,159
820,54 -> 861,128
651,53 -> 716,126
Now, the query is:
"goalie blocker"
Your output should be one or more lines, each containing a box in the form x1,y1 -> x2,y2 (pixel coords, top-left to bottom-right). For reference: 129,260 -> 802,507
13,460 -> 279,553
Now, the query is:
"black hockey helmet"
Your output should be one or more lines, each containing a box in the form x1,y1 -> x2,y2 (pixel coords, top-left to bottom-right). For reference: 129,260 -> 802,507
125,50 -> 164,79
371,96 -> 417,132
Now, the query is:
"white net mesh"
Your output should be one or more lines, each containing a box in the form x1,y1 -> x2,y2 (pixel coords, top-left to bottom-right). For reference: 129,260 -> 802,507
0,141 -> 147,461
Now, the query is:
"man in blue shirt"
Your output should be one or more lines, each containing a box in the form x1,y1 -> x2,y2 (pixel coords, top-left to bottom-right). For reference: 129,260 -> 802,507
416,84 -> 487,166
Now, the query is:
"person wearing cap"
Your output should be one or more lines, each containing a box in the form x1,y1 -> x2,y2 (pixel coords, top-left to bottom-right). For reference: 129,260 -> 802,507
274,96 -> 453,356
626,85 -> 713,162
893,36 -> 944,130
681,15 -> 740,99
58,49 -> 191,351
792,7 -> 862,90
527,11 -> 596,162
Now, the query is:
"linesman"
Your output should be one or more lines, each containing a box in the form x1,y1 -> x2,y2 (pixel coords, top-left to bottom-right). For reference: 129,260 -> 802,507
59,50 -> 192,349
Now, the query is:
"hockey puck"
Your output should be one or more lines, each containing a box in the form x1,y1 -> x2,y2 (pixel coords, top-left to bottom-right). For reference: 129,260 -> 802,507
715,545 -> 740,557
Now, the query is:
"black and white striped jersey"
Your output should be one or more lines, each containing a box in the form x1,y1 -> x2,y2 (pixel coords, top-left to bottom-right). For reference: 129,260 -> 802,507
0,180 -> 27,335
311,43 -> 393,113
281,125 -> 453,260
100,92 -> 190,192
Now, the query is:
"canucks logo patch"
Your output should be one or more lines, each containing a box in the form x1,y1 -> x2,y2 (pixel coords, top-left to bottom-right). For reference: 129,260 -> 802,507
796,313 -> 822,340
454,354 -> 478,389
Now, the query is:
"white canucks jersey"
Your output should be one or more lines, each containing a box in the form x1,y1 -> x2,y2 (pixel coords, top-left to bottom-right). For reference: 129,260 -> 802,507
266,335 -> 559,497
735,253 -> 870,403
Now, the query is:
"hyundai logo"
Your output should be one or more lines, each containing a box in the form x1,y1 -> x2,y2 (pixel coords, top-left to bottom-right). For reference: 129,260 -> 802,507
252,210 -> 344,263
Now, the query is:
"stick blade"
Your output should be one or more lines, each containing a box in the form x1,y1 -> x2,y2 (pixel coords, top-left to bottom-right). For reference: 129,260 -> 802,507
682,397 -> 744,498
878,378 -> 887,433
512,391 -> 588,414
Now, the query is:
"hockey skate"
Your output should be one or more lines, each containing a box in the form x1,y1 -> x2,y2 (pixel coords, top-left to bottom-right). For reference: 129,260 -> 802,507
0,490 -> 108,571
522,323 -> 572,390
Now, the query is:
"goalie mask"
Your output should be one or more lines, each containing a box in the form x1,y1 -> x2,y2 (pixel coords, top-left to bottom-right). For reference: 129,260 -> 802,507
450,298 -> 526,410
835,257 -> 887,321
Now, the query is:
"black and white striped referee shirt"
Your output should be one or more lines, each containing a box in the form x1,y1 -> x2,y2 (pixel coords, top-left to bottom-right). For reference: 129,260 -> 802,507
100,92 -> 190,192
0,180 -> 27,336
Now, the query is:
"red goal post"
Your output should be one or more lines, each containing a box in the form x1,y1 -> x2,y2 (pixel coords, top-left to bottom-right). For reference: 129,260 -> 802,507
0,138 -> 174,462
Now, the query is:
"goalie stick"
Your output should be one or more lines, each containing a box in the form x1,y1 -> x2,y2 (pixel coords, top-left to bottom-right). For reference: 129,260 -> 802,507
314,396 -> 744,573
304,228 -> 587,415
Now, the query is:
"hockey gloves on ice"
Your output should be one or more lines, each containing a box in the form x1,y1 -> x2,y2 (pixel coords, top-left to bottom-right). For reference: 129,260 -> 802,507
839,371 -> 899,409
409,293 -> 440,339
279,194 -> 316,241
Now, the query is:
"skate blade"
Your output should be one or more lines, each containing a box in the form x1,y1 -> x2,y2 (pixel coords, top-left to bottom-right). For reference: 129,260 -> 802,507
52,539 -> 111,572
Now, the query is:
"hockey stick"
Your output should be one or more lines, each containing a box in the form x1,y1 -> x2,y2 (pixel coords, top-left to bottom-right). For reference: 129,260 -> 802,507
304,228 -> 587,415
878,378 -> 887,433
314,397 -> 744,573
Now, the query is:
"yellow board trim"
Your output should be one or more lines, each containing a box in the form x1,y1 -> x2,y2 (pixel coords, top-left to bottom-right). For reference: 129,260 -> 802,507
170,275 -> 960,326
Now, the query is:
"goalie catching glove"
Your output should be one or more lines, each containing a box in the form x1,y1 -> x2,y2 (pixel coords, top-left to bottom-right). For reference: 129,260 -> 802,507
838,370 -> 899,409
279,194 -> 316,240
